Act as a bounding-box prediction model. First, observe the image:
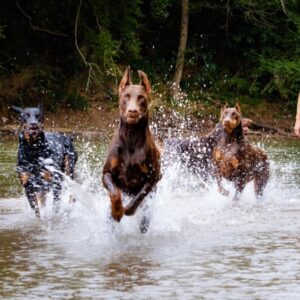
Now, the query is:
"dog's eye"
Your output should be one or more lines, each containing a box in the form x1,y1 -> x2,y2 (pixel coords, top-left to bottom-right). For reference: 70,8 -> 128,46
122,94 -> 129,105
138,95 -> 147,105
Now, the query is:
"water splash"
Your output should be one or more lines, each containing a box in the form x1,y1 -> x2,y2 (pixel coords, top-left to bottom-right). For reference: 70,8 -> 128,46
1,137 -> 300,299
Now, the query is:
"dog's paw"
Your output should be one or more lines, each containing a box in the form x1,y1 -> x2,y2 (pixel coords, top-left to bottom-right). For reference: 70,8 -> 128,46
111,196 -> 124,222
112,208 -> 124,222
139,216 -> 150,233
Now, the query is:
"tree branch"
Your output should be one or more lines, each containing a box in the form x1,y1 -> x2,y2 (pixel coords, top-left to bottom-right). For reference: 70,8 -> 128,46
225,0 -> 232,36
16,1 -> 67,37
280,0 -> 288,15
74,0 -> 100,91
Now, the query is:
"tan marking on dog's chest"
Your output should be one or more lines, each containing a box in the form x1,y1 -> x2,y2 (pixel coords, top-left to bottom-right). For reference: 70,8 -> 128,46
139,163 -> 148,174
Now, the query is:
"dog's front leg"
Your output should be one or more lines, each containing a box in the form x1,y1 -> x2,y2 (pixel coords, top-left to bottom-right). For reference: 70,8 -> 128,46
233,179 -> 246,202
213,164 -> 229,196
124,182 -> 154,216
103,173 -> 124,222
25,185 -> 41,217
216,175 -> 229,197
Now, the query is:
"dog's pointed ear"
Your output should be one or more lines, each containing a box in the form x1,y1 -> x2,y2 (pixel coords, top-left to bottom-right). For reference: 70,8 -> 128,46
10,105 -> 23,114
118,66 -> 132,95
38,103 -> 43,111
221,102 -> 228,111
37,103 -> 44,122
138,70 -> 151,94
235,102 -> 241,113
220,102 -> 228,119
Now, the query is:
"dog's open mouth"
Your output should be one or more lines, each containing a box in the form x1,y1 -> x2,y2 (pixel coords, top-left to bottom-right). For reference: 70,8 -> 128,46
23,125 -> 42,138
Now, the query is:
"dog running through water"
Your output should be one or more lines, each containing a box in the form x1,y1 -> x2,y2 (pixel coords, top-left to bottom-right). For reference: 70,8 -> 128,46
163,103 -> 269,203
11,105 -> 77,216
212,103 -> 270,201
102,66 -> 161,232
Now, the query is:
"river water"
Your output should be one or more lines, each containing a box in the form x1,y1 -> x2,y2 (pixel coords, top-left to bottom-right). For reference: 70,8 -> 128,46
0,135 -> 299,299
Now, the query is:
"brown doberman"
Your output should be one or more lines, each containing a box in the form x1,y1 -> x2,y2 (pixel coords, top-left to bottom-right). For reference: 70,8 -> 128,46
102,66 -> 161,231
212,103 -> 270,201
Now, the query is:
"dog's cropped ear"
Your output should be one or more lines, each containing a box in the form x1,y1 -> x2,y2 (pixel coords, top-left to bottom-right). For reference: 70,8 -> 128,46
235,102 -> 241,113
118,66 -> 132,95
220,102 -> 228,119
37,103 -> 44,112
221,102 -> 229,111
10,105 -> 23,114
138,70 -> 151,94
37,103 -> 45,122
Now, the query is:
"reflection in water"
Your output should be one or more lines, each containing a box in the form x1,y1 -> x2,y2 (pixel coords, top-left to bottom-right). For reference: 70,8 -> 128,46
0,135 -> 300,299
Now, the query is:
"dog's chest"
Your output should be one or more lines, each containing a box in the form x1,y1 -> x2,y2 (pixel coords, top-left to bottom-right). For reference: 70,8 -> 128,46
22,139 -> 50,162
115,147 -> 152,192
213,140 -> 240,176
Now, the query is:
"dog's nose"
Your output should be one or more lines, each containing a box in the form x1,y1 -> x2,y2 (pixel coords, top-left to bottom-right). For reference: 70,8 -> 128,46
128,108 -> 138,114
29,122 -> 38,129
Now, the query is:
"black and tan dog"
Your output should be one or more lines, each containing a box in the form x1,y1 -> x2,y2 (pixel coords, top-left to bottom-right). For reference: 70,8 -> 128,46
212,103 -> 269,201
11,105 -> 77,216
102,66 -> 161,232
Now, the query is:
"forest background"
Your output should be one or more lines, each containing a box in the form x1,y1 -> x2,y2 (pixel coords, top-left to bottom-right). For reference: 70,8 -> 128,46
0,0 -> 299,133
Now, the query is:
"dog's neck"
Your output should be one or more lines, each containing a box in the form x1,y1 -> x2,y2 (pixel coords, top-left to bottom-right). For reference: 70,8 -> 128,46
118,115 -> 150,148
224,123 -> 244,143
213,122 -> 244,144
20,130 -> 46,148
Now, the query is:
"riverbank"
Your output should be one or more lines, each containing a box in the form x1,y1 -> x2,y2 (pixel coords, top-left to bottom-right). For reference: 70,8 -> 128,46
0,96 -> 297,140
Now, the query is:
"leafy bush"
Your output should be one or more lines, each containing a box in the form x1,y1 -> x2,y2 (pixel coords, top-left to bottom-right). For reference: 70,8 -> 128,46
256,58 -> 300,102
31,67 -> 65,112
97,28 -> 121,78
65,92 -> 90,110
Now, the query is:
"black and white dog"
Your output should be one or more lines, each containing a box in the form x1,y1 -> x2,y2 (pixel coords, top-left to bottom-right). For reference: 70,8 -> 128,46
11,105 -> 77,216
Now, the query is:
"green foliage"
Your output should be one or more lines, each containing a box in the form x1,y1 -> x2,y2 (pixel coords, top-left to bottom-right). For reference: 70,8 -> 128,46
89,27 -> 120,79
151,0 -> 171,19
31,67 -> 65,112
65,92 -> 90,110
226,77 -> 252,95
0,0 -> 300,109
256,58 -> 300,101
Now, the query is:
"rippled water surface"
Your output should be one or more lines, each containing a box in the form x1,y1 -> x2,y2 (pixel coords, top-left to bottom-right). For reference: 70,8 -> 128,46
0,135 -> 300,299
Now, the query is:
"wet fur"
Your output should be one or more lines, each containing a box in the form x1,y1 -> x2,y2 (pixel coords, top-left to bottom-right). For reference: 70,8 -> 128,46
102,66 -> 161,232
11,105 -> 77,216
213,103 -> 269,201
164,103 -> 269,202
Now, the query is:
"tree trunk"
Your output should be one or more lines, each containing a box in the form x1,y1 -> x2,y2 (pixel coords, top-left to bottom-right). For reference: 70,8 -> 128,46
170,0 -> 189,99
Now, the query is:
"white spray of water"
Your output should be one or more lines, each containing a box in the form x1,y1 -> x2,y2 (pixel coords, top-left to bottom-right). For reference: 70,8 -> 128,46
2,137 -> 299,262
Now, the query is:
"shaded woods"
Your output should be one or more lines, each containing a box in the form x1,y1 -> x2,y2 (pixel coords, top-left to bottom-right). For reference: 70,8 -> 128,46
0,0 -> 300,112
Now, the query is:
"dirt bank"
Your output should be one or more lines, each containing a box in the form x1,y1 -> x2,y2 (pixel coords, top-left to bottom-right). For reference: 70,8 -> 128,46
0,100 -> 297,142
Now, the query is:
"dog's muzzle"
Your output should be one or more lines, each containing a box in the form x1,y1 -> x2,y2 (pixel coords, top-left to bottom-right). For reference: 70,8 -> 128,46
23,123 -> 43,137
